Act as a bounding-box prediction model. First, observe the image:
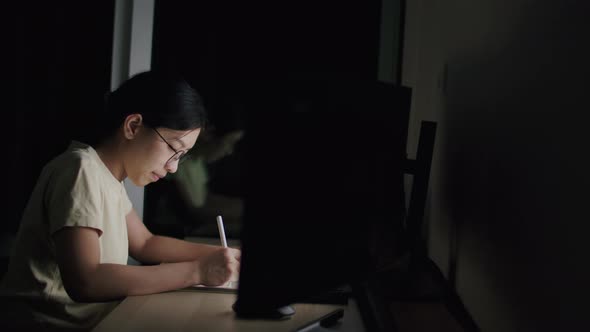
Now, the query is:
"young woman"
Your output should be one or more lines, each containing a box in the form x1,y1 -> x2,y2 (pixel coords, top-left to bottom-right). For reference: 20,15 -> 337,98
0,71 -> 240,331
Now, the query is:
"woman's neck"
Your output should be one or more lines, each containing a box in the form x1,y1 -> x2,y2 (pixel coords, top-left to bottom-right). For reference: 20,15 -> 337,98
95,139 -> 127,182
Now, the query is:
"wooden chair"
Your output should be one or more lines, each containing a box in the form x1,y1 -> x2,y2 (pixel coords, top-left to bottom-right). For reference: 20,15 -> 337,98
354,120 -> 440,331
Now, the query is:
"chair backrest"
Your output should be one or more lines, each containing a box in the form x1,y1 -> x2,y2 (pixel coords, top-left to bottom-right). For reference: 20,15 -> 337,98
404,121 -> 437,260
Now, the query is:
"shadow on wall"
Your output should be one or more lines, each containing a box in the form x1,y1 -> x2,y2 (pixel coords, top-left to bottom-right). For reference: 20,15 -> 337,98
440,1 -> 590,331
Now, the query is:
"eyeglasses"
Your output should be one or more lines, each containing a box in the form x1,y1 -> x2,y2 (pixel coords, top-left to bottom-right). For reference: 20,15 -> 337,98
151,127 -> 189,166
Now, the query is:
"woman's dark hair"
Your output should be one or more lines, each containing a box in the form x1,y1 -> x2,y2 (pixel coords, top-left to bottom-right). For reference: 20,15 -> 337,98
90,70 -> 207,144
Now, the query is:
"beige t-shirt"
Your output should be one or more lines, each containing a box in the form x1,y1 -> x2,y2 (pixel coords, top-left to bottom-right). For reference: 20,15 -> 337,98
0,141 -> 133,330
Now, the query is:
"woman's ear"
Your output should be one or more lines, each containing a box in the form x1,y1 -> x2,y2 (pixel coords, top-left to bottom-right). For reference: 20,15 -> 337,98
123,114 -> 143,139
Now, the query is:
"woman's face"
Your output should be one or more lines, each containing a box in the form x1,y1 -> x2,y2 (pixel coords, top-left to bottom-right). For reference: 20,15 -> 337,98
125,125 -> 201,186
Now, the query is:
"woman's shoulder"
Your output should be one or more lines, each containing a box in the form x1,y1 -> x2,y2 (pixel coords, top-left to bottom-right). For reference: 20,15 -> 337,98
46,142 -> 86,166
42,141 -> 102,182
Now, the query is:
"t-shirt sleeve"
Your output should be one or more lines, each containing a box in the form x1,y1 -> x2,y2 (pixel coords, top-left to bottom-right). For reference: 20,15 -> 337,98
45,159 -> 105,235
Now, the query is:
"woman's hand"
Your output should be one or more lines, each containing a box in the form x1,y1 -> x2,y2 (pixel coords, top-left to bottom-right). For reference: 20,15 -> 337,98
195,247 -> 241,286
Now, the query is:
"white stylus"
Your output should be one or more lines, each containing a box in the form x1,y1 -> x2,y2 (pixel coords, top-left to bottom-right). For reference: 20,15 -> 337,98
216,215 -> 228,248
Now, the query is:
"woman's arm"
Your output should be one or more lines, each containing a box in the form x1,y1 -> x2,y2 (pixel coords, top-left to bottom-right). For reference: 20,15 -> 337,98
126,209 -> 228,264
53,209 -> 240,303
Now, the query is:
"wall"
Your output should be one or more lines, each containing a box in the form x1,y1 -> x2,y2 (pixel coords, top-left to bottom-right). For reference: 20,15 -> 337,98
403,0 -> 590,330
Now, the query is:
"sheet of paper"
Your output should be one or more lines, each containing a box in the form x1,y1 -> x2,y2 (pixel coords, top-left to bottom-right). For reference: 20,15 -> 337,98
188,281 -> 238,293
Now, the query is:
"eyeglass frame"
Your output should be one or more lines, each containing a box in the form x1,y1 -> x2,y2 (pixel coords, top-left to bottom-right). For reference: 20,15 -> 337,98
150,127 -> 189,166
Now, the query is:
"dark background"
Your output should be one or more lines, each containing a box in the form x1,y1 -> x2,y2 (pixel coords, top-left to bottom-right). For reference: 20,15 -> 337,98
3,2 -> 114,234
143,0 -> 388,235
3,0 -> 385,235
151,0 -> 382,85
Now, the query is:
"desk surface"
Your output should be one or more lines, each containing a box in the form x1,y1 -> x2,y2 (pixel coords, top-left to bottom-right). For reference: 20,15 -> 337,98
92,290 -> 365,332
94,237 -> 365,331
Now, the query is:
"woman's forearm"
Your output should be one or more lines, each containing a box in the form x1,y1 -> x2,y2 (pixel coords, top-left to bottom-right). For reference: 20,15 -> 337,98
133,235 -> 219,264
71,261 -> 201,302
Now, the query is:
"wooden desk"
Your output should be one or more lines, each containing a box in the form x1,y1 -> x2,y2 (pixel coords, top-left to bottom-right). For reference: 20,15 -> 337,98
92,290 -> 365,332
95,237 -> 365,331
